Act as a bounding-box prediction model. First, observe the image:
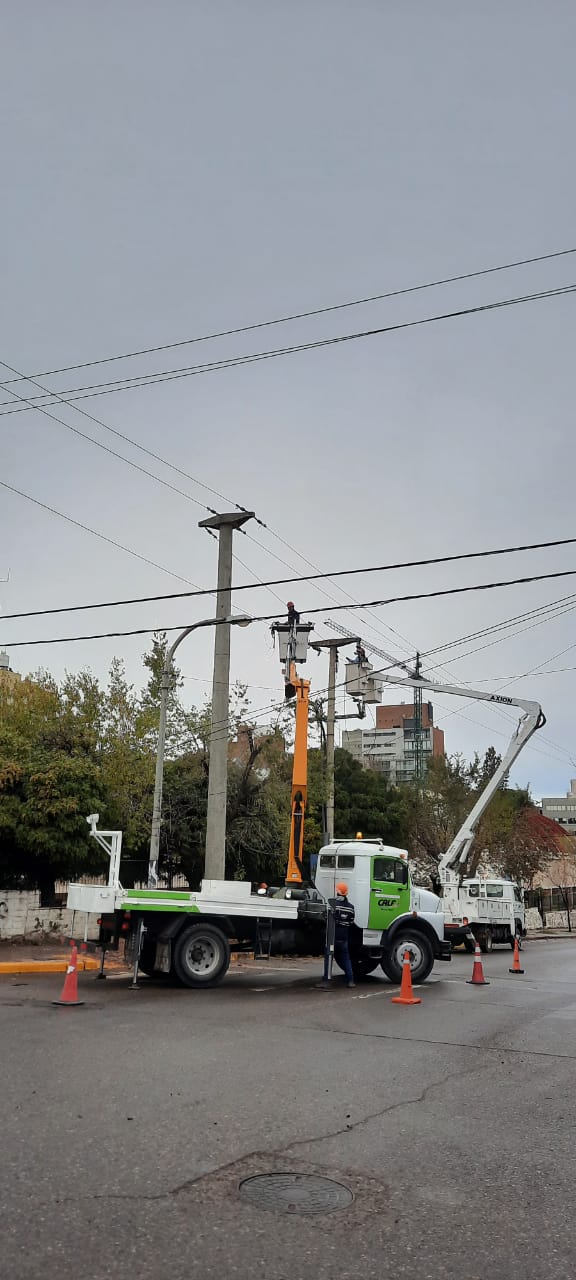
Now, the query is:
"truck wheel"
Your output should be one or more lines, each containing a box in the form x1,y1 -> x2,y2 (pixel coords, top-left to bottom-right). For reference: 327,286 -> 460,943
381,932 -> 434,984
351,954 -> 381,981
479,931 -> 493,954
173,924 -> 230,988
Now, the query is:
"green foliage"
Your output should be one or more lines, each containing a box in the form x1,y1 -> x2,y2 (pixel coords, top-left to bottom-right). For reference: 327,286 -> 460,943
2,640 -> 557,899
0,639 -> 294,893
0,675 -> 107,896
405,747 -> 561,887
303,747 -> 411,858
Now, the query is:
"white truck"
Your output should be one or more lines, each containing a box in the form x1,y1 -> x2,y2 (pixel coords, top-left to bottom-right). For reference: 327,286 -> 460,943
355,669 -> 543,954
443,876 -> 525,953
68,825 -> 450,986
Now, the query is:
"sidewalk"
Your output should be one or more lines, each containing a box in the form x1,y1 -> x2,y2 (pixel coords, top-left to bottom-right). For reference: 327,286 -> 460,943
0,940 -> 117,975
526,928 -> 576,940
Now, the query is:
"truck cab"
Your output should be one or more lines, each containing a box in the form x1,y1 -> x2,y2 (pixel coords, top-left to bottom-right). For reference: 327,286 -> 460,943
314,838 -> 450,982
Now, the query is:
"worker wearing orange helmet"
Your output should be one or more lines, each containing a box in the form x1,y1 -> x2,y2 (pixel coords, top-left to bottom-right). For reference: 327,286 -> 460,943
326,882 -> 356,988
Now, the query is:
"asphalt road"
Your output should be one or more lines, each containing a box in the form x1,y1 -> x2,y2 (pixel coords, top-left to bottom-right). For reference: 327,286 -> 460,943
1,941 -> 575,1280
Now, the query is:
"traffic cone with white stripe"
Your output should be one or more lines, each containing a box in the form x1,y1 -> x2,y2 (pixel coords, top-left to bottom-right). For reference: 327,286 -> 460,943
53,943 -> 84,1007
391,950 -> 422,1005
509,937 -> 524,974
466,941 -> 489,986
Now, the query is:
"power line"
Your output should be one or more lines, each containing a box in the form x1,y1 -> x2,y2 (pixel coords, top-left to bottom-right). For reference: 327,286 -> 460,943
1,283 -> 575,415
0,479 -> 202,588
2,278 -> 573,678
420,595 -> 576,667
2,245 -> 575,386
7,566 -> 576,646
0,366 -> 221,511
0,315 -> 428,657
3,536 -> 576,623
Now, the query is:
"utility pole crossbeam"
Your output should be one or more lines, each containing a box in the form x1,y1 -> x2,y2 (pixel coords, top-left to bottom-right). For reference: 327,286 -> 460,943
199,511 -> 255,882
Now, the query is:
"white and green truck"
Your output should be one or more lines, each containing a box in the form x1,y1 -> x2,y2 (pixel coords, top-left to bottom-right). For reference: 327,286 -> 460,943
67,824 -> 450,987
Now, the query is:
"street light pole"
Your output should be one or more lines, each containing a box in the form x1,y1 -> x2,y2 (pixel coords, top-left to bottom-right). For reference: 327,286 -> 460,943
199,511 -> 255,881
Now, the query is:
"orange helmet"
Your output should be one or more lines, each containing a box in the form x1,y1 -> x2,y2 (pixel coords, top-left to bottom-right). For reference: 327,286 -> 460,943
336,882 -> 348,896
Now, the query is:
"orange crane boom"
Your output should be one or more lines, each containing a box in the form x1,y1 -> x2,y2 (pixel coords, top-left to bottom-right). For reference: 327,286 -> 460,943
285,660 -> 310,884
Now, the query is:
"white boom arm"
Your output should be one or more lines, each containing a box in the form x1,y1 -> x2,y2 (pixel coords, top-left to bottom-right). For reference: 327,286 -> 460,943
370,672 -> 545,886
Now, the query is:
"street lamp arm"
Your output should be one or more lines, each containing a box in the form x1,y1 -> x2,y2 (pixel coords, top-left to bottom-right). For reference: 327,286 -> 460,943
165,616 -> 220,671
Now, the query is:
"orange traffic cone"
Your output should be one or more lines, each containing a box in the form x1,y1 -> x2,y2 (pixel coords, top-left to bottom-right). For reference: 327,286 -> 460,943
466,941 -> 490,986
509,937 -> 525,974
391,950 -> 422,1005
53,943 -> 84,1007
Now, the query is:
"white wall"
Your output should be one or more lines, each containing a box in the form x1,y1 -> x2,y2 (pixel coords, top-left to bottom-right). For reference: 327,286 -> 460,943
0,891 -> 99,942
525,905 -> 576,931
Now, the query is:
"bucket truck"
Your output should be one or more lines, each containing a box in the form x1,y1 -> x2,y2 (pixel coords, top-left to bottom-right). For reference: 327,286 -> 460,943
359,668 -> 544,952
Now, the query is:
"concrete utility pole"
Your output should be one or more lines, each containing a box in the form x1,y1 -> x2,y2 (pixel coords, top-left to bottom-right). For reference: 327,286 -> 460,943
311,637 -> 358,844
199,510 -> 255,881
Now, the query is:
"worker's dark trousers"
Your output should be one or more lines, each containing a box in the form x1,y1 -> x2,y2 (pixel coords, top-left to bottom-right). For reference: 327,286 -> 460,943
334,938 -> 354,983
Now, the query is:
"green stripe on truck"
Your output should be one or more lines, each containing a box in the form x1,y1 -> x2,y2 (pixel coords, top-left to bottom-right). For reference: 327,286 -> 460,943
122,901 -> 201,913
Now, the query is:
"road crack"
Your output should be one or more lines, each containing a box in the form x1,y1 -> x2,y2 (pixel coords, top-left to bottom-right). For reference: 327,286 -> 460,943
42,1059 -> 488,1210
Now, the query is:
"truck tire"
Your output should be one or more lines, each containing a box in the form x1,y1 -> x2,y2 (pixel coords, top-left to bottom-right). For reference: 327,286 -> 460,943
381,932 -> 434,984
173,924 -> 230,988
479,930 -> 493,954
351,954 -> 381,981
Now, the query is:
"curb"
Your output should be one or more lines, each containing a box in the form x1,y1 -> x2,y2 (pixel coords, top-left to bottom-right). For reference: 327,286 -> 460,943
0,958 -> 100,975
526,933 -> 576,942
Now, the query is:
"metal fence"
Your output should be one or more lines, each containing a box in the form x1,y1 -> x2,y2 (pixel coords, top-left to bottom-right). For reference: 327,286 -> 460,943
525,886 -> 576,913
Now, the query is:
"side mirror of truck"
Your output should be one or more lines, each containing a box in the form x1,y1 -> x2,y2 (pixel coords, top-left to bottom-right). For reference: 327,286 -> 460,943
400,864 -> 409,885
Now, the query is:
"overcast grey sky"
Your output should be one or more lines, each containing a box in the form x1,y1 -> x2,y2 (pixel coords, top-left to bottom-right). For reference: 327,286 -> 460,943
1,2 -> 575,796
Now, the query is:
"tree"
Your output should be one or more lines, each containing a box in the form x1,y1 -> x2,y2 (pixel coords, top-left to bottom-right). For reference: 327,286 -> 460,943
545,834 -> 576,936
0,674 -> 106,898
488,804 -> 561,887
406,753 -> 476,885
302,748 -> 411,864
405,748 -> 555,889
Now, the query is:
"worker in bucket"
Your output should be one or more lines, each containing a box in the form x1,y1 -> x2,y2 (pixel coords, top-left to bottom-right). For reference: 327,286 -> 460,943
326,882 -> 356,988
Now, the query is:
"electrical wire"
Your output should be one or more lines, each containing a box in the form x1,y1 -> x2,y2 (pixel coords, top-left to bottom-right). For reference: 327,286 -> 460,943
3,276 -> 574,719
2,245 -> 575,387
0,479 -> 202,588
3,537 -> 576,623
2,283 -> 575,416
3,279 -> 573,671
8,566 -> 576,647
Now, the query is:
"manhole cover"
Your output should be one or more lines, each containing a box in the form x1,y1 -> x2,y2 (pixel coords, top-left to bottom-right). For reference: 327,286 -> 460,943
238,1172 -> 353,1215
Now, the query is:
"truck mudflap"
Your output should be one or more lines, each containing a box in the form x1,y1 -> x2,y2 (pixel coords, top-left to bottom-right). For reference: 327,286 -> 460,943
437,940 -> 452,961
